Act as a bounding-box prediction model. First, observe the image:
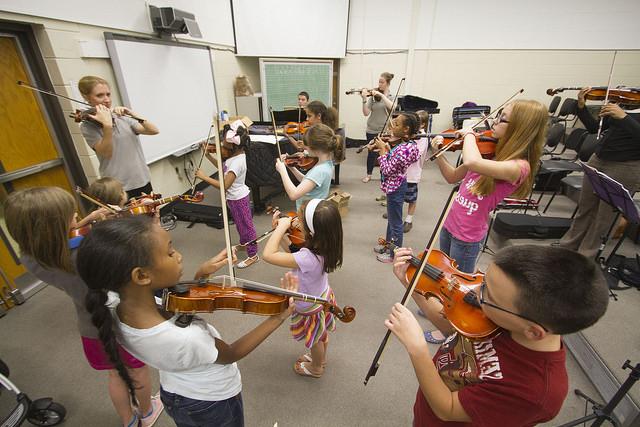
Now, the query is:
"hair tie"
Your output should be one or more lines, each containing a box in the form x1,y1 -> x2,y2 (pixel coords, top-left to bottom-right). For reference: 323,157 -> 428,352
225,120 -> 245,145
305,199 -> 323,236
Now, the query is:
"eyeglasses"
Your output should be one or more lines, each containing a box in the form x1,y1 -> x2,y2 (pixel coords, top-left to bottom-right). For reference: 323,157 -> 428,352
478,279 -> 548,332
493,114 -> 510,125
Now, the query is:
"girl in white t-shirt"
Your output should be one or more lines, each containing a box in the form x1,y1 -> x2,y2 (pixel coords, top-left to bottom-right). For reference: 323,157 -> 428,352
76,215 -> 297,427
262,199 -> 343,378
197,120 -> 259,269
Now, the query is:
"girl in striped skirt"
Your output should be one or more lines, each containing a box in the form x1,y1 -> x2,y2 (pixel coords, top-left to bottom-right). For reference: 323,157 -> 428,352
262,199 -> 343,378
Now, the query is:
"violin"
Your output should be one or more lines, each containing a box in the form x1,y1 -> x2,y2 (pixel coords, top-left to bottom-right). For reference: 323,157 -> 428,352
345,88 -> 383,102
162,275 -> 356,322
284,153 -> 318,172
429,129 -> 498,160
122,192 -> 205,216
203,142 -> 233,160
546,86 -> 640,106
283,121 -> 309,135
379,238 -> 498,339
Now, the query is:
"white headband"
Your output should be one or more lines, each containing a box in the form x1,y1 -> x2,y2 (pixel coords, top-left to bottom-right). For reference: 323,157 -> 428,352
304,199 -> 323,235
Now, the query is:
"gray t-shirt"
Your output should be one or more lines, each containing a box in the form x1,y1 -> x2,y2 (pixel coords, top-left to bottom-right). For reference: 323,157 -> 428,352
81,116 -> 151,191
366,93 -> 394,134
21,254 -> 98,339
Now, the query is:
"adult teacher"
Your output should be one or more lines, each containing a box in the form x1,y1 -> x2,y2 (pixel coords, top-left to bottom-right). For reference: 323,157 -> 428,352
361,72 -> 395,183
78,76 -> 159,199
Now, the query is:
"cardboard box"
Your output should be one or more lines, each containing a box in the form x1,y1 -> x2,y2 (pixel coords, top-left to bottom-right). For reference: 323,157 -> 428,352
327,190 -> 351,217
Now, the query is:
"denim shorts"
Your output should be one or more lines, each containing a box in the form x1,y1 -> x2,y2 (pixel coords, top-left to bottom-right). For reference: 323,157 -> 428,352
439,227 -> 483,273
404,182 -> 418,203
160,389 -> 244,427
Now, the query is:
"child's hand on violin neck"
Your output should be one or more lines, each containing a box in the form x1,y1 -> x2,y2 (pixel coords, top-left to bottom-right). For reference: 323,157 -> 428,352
392,247 -> 413,287
277,272 -> 299,320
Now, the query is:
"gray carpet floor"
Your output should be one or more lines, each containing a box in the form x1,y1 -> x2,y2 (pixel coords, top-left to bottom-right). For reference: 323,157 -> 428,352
1,149 -> 638,426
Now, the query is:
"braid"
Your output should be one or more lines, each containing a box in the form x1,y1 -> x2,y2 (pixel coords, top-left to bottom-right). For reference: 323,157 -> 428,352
86,288 -> 139,407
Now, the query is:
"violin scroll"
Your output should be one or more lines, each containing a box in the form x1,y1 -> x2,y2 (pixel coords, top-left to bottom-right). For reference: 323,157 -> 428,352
330,304 -> 356,323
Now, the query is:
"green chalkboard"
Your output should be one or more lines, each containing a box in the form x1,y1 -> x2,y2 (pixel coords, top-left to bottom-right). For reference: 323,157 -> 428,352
261,60 -> 332,112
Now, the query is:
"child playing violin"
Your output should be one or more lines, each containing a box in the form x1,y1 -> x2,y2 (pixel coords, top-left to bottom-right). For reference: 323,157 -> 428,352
4,187 -> 162,427
76,215 -> 298,427
402,110 -> 430,233
262,199 -> 343,378
275,123 -> 344,211
424,99 -> 546,343
387,245 -> 609,426
370,112 -> 420,263
196,120 -> 259,269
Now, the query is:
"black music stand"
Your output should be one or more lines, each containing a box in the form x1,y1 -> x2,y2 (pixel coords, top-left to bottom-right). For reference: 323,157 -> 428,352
581,163 -> 640,292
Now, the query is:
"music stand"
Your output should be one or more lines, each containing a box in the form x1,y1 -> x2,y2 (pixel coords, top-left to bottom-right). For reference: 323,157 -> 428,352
581,163 -> 640,292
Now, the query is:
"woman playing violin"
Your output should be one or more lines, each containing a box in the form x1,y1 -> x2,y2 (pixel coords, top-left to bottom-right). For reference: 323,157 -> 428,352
361,72 -> 395,184
557,87 -> 640,259
78,76 -> 159,199
424,99 -> 546,343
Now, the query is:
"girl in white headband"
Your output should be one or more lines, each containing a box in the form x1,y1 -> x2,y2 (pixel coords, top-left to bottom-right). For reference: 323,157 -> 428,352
196,120 -> 259,268
262,199 -> 344,378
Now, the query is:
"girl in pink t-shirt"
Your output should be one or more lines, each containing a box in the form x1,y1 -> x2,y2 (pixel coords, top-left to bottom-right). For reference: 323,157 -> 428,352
422,99 -> 547,343
262,199 -> 344,378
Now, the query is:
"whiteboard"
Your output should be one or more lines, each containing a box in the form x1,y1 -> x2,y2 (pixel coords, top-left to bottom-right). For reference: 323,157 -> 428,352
259,59 -> 333,114
232,0 -> 349,58
105,34 -> 218,164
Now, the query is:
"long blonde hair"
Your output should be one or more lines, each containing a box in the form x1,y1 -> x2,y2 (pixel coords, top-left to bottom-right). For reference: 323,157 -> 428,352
5,187 -> 76,272
472,99 -> 547,199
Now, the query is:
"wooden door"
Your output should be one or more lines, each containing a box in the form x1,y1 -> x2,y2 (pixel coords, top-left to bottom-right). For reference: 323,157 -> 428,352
0,35 -> 77,308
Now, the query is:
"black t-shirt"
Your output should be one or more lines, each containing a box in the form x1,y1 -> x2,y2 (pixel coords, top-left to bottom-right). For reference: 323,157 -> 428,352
577,106 -> 640,161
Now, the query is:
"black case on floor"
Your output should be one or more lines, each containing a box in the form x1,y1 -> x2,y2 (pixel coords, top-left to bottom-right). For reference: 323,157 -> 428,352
493,213 -> 571,239
163,201 -> 226,228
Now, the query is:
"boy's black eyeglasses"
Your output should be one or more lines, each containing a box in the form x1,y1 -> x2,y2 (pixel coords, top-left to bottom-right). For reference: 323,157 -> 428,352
478,279 -> 548,332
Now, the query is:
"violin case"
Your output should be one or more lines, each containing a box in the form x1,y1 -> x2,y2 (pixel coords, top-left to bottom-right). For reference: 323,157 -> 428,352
162,200 -> 226,229
492,212 -> 571,239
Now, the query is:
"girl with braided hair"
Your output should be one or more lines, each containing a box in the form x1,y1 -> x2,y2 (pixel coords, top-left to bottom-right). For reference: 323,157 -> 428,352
76,215 -> 297,427
4,187 -> 161,427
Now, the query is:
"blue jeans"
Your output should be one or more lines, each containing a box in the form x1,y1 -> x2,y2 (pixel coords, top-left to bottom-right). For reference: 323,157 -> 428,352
439,227 -> 482,273
386,180 -> 407,250
366,132 -> 378,175
160,389 -> 244,427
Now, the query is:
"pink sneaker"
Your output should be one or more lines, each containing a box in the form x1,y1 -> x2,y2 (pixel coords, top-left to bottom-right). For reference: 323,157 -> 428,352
140,393 -> 164,427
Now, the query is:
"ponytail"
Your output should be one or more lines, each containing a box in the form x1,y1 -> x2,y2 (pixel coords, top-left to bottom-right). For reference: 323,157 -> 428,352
86,288 -> 139,407
331,134 -> 345,162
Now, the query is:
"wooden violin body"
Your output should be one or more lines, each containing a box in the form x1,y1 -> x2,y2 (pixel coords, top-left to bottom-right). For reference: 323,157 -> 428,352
380,238 -> 498,339
547,86 -> 640,105
284,121 -> 308,135
163,277 -> 356,323
69,224 -> 92,239
284,211 -> 306,247
345,88 -> 383,101
122,192 -> 204,216
284,154 -> 318,172
430,128 -> 497,159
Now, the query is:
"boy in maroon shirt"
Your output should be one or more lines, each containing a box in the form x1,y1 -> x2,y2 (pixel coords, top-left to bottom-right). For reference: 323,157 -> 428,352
387,245 -> 609,426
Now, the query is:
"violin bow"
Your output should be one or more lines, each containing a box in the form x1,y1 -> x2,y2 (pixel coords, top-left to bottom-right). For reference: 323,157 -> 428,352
597,50 -> 617,140
17,80 -> 145,123
429,88 -> 524,161
75,186 -> 119,214
364,185 -> 458,385
210,114 -> 237,282
356,78 -> 406,154
269,107 -> 284,159
190,119 -> 217,196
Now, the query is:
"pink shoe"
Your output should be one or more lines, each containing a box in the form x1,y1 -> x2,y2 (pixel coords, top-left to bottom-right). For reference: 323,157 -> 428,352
140,393 -> 164,427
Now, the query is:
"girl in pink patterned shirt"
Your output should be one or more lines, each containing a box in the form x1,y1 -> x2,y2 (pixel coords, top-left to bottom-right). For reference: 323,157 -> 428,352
369,112 -> 420,263
422,99 -> 547,343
